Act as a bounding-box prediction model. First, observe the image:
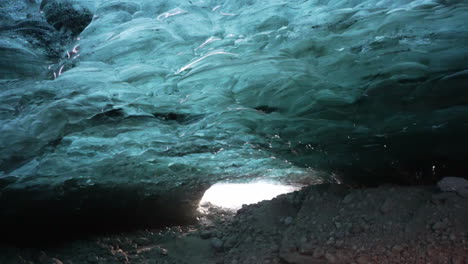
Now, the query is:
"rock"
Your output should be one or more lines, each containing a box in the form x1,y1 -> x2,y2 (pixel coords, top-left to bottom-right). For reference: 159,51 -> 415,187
432,218 -> 449,231
343,193 -> 354,204
299,242 -> 315,255
451,256 -> 466,264
437,177 -> 468,198
115,251 -> 127,263
334,250 -> 348,262
280,251 -> 319,264
211,238 -> 224,251
200,230 -> 214,239
135,237 -> 151,246
40,0 -> 93,35
38,251 -> 53,264
335,231 -> 345,239
224,236 -> 237,249
86,254 -> 98,263
392,245 -> 404,253
51,258 -> 63,264
431,192 -> 461,207
270,245 -> 279,253
351,224 -> 363,234
325,252 -> 337,263
335,240 -> 344,247
449,233 -> 457,241
313,248 -> 324,258
157,247 -> 168,256
284,216 -> 293,225
119,240 -> 137,251
356,255 -> 372,264
380,198 -> 393,214
37,255 -> 63,264
334,221 -> 342,228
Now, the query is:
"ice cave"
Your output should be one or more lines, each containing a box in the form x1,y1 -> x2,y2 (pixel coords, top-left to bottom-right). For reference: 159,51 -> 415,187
0,0 -> 467,263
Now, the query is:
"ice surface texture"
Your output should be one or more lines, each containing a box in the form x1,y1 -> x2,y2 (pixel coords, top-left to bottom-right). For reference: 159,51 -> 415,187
0,0 -> 467,240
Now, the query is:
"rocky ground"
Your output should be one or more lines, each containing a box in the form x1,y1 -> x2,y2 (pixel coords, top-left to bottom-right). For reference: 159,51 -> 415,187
1,181 -> 467,264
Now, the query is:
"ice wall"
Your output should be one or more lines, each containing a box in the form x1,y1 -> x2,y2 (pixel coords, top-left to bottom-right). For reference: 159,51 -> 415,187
0,0 -> 467,240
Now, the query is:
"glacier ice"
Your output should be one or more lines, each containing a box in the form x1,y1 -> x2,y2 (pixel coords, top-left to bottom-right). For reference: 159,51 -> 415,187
0,0 -> 468,239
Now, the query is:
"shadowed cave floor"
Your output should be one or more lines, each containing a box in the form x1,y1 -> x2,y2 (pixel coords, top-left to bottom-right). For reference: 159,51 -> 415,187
0,183 -> 467,264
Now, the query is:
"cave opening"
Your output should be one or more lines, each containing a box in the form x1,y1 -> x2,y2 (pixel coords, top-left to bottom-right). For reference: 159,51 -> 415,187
198,180 -> 302,212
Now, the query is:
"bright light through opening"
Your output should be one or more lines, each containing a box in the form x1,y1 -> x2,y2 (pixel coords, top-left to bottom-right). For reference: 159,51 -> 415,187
198,181 -> 301,211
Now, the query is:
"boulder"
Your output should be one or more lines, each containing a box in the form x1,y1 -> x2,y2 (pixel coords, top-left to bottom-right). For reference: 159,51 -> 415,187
40,0 -> 93,35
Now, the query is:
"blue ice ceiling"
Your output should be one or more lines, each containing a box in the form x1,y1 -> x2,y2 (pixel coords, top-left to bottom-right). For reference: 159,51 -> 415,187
1,0 -> 468,195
